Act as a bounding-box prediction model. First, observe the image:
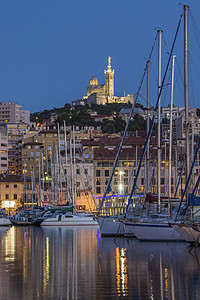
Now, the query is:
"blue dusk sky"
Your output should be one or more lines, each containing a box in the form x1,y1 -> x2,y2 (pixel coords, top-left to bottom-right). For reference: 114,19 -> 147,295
0,0 -> 199,112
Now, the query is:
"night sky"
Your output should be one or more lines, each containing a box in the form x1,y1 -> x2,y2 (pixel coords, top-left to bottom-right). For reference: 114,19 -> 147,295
0,0 -> 199,112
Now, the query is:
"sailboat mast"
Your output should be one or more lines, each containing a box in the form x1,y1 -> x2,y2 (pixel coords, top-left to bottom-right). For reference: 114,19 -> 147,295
73,126 -> 77,213
168,55 -> 176,215
64,120 -> 70,202
146,60 -> 150,194
42,153 -> 45,205
31,168 -> 34,210
50,145 -> 54,206
184,5 -> 190,200
157,29 -> 162,213
39,158 -> 41,207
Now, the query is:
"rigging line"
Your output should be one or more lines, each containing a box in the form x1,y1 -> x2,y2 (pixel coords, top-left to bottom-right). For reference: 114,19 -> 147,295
186,174 -> 200,209
173,58 -> 184,103
162,32 -> 170,54
175,139 -> 200,219
78,147 -> 97,209
125,12 -> 183,213
187,51 -> 200,79
137,94 -> 155,110
148,31 -> 159,61
97,63 -> 147,213
160,69 -> 171,108
188,52 -> 195,108
97,32 -> 159,213
188,8 -> 200,51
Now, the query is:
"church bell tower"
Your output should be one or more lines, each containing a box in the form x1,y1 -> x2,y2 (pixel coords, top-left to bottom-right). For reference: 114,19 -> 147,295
104,56 -> 114,97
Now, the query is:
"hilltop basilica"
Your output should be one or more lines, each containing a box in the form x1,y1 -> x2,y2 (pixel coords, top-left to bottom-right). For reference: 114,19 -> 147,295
72,57 -> 134,106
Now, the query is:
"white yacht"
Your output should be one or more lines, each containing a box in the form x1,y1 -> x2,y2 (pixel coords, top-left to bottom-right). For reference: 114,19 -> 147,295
0,216 -> 12,226
170,222 -> 200,243
0,210 -> 12,226
124,216 -> 185,241
97,216 -> 134,237
41,212 -> 98,226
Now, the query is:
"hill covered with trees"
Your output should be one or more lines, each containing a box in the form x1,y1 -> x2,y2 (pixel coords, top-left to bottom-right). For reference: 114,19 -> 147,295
31,102 -> 147,134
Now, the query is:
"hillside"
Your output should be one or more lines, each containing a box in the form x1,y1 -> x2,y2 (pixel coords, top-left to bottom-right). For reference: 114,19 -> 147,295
30,102 -> 147,133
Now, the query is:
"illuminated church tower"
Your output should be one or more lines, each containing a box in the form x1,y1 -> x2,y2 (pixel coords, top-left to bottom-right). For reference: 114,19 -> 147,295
104,56 -> 114,97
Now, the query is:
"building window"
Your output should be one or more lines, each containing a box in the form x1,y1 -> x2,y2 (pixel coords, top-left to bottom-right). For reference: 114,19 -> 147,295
96,179 -> 100,186
96,187 -> 101,194
84,182 -> 88,187
105,170 -> 109,177
5,185 -> 9,188
84,169 -> 88,175
14,194 -> 17,200
5,194 -> 9,199
77,182 -> 80,187
76,169 -> 80,175
96,170 -> 100,177
14,184 -> 17,188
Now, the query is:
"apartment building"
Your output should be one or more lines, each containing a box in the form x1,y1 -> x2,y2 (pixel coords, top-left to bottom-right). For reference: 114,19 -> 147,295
0,123 -> 29,174
0,101 -> 30,124
0,132 -> 8,173
0,172 -> 38,211
92,136 -> 183,206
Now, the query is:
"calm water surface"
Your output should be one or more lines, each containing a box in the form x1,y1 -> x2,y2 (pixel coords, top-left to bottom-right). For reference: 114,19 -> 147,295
0,226 -> 199,299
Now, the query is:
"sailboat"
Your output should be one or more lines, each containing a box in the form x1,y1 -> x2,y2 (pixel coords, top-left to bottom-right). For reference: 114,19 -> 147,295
0,209 -> 12,226
123,9 -> 190,241
41,125 -> 98,226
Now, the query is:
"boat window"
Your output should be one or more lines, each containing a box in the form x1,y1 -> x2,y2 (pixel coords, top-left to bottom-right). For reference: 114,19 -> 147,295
65,215 -> 73,218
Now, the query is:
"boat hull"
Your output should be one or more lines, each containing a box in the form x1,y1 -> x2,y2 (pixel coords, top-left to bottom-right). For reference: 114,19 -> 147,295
41,215 -> 98,226
0,218 -> 12,226
97,216 -> 134,237
171,223 -> 200,243
169,223 -> 194,242
125,222 -> 184,241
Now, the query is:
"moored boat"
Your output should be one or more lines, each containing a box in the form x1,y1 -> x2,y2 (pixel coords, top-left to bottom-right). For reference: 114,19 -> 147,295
170,222 -> 200,243
97,215 -> 135,237
41,212 -> 98,226
124,219 -> 185,241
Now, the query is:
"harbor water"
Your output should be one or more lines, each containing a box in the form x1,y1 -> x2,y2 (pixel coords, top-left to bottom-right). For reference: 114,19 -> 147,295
0,226 -> 199,299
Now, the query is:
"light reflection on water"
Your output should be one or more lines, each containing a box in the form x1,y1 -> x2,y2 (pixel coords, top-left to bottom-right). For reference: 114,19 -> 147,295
0,226 -> 199,299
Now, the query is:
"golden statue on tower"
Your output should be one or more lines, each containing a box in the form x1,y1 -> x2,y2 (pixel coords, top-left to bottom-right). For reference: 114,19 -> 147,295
108,56 -> 111,66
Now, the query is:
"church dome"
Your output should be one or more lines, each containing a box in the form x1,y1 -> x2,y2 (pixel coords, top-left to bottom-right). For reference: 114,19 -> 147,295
90,76 -> 98,86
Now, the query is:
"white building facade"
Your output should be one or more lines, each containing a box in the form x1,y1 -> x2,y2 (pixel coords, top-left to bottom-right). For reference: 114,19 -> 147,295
0,101 -> 30,125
